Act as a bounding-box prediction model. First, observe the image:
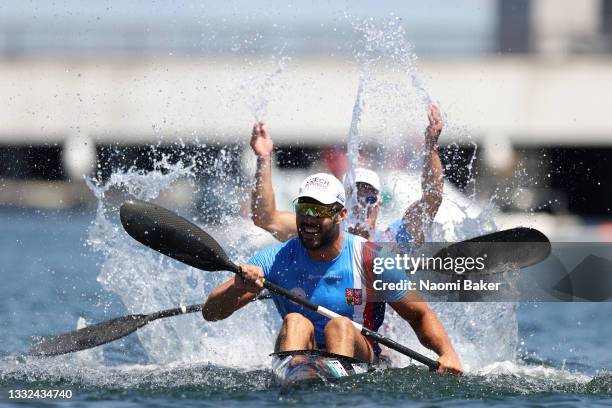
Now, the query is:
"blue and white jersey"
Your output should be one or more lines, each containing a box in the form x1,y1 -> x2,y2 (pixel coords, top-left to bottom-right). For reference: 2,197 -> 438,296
247,233 -> 407,350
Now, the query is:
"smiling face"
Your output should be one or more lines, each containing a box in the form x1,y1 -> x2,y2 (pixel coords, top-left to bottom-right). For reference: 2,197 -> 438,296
295,197 -> 346,250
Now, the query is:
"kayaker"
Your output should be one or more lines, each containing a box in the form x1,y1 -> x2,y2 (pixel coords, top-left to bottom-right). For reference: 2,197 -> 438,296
203,173 -> 463,375
249,104 -> 444,244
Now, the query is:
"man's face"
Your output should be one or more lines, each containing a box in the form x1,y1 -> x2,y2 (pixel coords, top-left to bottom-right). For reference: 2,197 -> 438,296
349,182 -> 380,223
295,198 -> 345,250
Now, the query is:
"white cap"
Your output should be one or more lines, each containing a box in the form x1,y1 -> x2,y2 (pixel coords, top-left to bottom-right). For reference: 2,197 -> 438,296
297,173 -> 346,207
344,168 -> 381,192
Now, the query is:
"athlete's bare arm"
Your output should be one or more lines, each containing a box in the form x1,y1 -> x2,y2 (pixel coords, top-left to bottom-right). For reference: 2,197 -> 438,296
390,291 -> 463,375
402,104 -> 444,243
202,264 -> 263,321
250,122 -> 297,242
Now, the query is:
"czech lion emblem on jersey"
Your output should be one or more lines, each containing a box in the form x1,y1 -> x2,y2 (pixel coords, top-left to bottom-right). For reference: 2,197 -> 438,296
345,288 -> 362,305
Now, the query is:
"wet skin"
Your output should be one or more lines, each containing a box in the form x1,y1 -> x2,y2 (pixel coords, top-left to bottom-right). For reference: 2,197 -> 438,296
295,198 -> 343,250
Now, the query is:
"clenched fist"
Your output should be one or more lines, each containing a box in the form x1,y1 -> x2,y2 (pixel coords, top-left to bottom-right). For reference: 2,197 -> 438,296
235,263 -> 265,294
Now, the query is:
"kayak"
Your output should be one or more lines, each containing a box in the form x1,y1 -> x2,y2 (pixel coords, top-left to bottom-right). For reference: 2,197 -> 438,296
271,349 -> 374,386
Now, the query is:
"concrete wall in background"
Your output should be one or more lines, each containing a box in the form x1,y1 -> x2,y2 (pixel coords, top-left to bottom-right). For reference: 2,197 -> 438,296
0,55 -> 611,149
531,0 -> 602,54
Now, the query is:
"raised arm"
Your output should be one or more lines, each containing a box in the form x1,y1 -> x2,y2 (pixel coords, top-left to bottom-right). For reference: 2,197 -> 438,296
390,291 -> 463,375
402,104 -> 444,243
250,122 -> 297,241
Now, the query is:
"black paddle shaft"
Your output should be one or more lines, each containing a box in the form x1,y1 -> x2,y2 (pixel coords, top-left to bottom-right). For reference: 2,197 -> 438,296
149,304 -> 205,320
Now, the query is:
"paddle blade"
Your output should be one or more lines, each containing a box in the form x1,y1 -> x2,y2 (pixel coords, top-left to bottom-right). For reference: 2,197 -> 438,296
465,227 -> 549,244
120,199 -> 239,273
433,227 -> 551,274
29,314 -> 149,356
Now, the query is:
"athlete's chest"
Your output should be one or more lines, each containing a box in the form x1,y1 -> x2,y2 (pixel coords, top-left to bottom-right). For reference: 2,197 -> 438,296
277,257 -> 353,288
272,249 -> 361,300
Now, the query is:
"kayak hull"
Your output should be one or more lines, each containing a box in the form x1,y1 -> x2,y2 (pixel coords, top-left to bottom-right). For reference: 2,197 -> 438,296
271,349 -> 373,386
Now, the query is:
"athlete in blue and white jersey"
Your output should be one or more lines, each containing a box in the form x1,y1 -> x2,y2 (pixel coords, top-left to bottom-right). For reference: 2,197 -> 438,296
248,104 -> 444,245
203,173 -> 463,374
246,231 -> 400,354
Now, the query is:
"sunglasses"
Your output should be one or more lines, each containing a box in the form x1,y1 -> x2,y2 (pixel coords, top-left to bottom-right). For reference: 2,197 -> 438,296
357,195 -> 379,205
294,202 -> 339,218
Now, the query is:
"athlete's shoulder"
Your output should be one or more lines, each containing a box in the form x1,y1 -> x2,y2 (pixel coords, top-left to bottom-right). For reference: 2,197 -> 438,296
342,231 -> 369,250
247,237 -> 296,265
343,232 -> 379,265
343,231 -> 367,243
268,236 -> 303,255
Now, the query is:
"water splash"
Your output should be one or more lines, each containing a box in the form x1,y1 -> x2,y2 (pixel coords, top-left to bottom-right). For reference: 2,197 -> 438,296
0,14 -> 607,407
344,16 -> 435,234
7,17 -> 522,381
238,50 -> 290,122
350,16 -> 432,108
341,16 -> 516,371
74,17 -> 516,376
344,78 -> 367,229
82,147 -> 278,368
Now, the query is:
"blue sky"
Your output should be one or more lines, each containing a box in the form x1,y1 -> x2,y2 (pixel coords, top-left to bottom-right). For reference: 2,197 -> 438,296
0,1 -> 496,54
